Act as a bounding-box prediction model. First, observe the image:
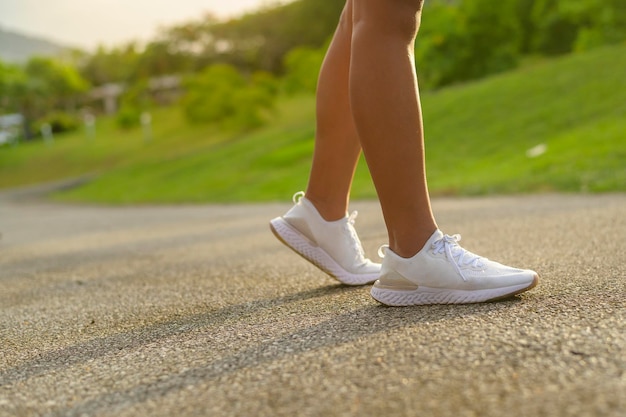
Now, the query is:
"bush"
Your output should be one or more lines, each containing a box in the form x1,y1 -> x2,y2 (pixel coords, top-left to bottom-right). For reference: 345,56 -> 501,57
34,111 -> 80,135
116,80 -> 151,129
282,46 -> 325,94
116,104 -> 142,129
529,0 -> 626,55
416,0 -> 521,89
182,64 -> 276,130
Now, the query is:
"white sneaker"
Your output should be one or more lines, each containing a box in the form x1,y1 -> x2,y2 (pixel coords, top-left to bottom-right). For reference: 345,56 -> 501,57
371,229 -> 538,305
270,192 -> 381,285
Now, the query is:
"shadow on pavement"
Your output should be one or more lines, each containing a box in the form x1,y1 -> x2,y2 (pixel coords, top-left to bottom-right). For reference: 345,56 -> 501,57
2,282 -> 522,415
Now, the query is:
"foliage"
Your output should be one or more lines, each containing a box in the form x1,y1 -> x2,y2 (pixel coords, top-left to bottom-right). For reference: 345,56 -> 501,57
282,46 -> 325,94
79,44 -> 140,86
181,64 -> 276,130
2,44 -> 625,201
417,0 -> 520,89
115,104 -> 143,129
0,60 -> 26,109
529,0 -> 626,54
2,0 -> 626,142
34,111 -> 80,134
115,79 -> 152,129
78,41 -> 192,86
24,57 -> 89,101
413,0 -> 626,88
132,41 -> 192,80
0,56 -> 89,139
169,0 -> 343,74
131,0 -> 626,93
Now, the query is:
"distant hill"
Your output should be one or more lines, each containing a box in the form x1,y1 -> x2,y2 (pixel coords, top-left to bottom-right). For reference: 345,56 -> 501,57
0,27 -> 70,62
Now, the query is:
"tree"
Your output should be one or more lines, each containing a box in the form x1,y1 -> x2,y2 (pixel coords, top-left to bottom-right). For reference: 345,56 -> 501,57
529,0 -> 626,54
530,0 -> 580,54
132,40 -> 193,80
563,0 -> 626,51
416,0 -> 521,89
25,57 -> 89,108
0,60 -> 23,110
181,64 -> 275,130
1,57 -> 89,138
162,0 -> 343,74
79,43 -> 140,86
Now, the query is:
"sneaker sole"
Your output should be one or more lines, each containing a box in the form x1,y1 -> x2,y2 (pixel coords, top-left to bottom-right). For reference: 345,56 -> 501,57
370,275 -> 539,306
270,217 -> 379,286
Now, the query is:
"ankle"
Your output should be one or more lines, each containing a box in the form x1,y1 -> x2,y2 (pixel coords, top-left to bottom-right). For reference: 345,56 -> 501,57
389,227 -> 438,258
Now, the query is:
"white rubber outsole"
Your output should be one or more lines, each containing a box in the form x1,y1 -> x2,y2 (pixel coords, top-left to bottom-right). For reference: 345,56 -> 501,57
270,217 -> 379,286
370,275 -> 539,306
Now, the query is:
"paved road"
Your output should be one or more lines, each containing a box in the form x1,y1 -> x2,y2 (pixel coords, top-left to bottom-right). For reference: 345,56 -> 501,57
1,190 -> 624,417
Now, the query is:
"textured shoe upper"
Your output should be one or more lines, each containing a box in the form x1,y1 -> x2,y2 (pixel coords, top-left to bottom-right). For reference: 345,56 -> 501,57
379,229 -> 536,290
282,194 -> 380,274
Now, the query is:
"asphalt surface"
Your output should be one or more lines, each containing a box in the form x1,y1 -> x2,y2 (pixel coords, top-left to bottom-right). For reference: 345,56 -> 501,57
0,189 -> 624,417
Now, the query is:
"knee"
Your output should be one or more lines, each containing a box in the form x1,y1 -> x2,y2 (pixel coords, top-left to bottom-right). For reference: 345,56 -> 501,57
353,0 -> 424,43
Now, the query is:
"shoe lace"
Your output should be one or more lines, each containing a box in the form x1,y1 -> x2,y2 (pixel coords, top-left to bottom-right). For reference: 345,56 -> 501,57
432,234 -> 484,282
377,234 -> 484,281
346,210 -> 366,261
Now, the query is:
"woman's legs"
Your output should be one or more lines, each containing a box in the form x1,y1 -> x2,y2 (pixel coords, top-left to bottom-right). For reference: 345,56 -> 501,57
350,0 -> 437,257
304,1 -> 362,222
306,0 -> 436,257
276,0 -> 538,301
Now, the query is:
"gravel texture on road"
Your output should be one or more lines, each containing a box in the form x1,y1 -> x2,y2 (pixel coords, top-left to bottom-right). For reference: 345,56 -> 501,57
1,192 -> 624,417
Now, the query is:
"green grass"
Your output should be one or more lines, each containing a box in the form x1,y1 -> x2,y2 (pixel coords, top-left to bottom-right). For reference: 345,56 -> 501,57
420,44 -> 626,194
1,44 -> 625,204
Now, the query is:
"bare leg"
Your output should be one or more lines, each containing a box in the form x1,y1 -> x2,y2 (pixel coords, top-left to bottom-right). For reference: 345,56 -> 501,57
274,0 -> 538,301
350,0 -> 437,257
305,1 -> 362,221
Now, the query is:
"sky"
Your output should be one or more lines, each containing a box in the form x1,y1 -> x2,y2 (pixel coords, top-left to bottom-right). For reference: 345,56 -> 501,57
0,0 -> 290,50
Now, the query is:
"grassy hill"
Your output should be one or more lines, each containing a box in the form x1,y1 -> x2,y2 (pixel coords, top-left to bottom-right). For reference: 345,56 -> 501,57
1,44 -> 625,204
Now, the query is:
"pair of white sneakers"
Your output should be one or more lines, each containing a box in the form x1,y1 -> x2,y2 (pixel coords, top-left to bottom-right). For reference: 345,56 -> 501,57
270,192 -> 538,306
